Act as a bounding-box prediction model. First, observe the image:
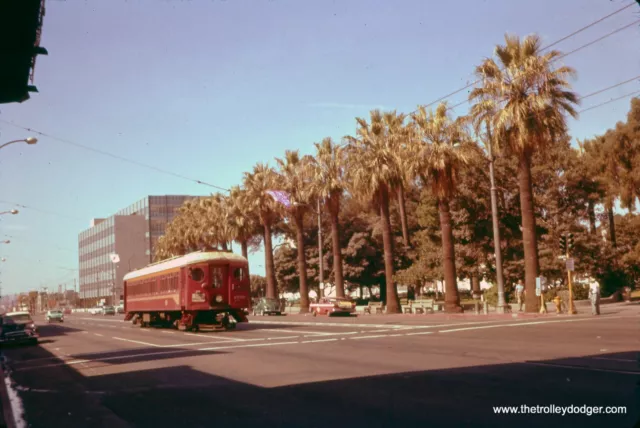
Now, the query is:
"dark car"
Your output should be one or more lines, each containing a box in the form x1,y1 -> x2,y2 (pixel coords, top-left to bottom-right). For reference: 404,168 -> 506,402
102,306 -> 116,315
251,297 -> 282,316
0,311 -> 38,345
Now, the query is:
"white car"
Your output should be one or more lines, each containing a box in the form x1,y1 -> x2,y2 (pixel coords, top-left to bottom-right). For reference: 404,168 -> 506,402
88,306 -> 103,315
45,309 -> 64,323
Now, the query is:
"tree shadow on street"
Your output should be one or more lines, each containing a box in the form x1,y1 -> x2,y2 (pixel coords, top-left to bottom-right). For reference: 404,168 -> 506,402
3,342 -> 637,428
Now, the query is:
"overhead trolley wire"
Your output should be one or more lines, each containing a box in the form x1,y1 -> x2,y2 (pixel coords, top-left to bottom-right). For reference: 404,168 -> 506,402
415,2 -> 639,113
1,4 -> 637,191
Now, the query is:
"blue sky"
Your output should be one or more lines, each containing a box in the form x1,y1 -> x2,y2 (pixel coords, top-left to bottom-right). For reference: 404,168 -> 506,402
0,0 -> 638,296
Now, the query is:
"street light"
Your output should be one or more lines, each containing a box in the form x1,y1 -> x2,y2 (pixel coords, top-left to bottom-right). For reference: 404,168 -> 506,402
484,124 -> 508,313
0,137 -> 38,150
0,210 -> 19,215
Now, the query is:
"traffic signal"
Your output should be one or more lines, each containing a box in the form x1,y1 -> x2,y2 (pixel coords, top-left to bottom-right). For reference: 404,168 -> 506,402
567,233 -> 574,253
559,235 -> 567,253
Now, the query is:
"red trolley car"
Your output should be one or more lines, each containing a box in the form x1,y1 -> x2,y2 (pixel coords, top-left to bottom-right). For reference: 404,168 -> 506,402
123,251 -> 250,331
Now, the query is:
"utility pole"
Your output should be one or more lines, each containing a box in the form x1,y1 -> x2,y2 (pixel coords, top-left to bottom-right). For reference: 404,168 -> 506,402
560,233 -> 577,315
317,198 -> 324,300
486,126 -> 507,313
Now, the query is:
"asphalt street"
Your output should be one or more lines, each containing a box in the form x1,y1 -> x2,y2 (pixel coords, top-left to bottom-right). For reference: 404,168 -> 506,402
1,304 -> 639,428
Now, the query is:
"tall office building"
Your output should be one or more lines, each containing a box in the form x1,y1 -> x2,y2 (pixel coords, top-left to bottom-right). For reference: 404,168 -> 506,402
78,195 -> 200,304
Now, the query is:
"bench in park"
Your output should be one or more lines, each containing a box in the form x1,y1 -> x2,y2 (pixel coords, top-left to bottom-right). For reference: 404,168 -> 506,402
363,301 -> 384,315
412,298 -> 436,314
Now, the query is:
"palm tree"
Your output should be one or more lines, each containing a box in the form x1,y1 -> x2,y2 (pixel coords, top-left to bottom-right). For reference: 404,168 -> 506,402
312,137 -> 347,298
274,150 -> 315,313
345,110 -> 403,313
383,111 -> 413,248
410,102 -> 475,313
243,163 -> 280,298
469,34 -> 579,312
227,185 -> 260,259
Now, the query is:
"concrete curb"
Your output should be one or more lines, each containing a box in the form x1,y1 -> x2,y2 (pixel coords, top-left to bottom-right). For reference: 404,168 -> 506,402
0,356 -> 15,428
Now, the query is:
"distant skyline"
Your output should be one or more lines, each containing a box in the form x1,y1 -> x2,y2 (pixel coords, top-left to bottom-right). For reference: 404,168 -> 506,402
0,0 -> 638,295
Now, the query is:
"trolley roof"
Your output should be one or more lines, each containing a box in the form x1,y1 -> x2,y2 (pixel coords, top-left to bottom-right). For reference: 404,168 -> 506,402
123,251 -> 247,281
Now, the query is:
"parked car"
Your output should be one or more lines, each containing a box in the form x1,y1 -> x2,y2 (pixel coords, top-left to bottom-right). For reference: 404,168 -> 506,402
310,297 -> 356,317
63,308 -> 72,315
88,306 -> 103,315
45,309 -> 64,323
116,304 -> 125,314
0,311 -> 38,345
102,306 -> 116,315
251,297 -> 282,316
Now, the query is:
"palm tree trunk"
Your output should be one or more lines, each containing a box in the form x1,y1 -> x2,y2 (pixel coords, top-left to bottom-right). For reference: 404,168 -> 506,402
588,200 -> 596,236
379,185 -> 400,313
221,241 -> 228,251
328,195 -> 345,298
240,240 -> 249,259
262,221 -> 277,299
471,272 -> 481,298
438,197 -> 462,313
518,151 -> 540,313
397,186 -> 410,247
607,205 -> 617,247
293,211 -> 310,313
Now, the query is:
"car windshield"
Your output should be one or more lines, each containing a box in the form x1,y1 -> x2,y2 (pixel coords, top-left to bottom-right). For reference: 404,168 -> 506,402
5,314 -> 32,323
50,311 -> 62,314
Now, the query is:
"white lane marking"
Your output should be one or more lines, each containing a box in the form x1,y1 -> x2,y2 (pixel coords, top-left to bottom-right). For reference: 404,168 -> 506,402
303,332 -> 358,337
362,329 -> 392,333
524,361 -> 640,376
112,337 -> 163,347
261,329 -> 333,336
350,335 -> 389,340
8,355 -> 74,364
76,318 -> 125,323
247,320 -> 399,329
161,331 -> 175,335
438,316 -> 630,333
15,359 -> 91,371
94,333 -> 103,337
183,333 -> 245,342
162,341 -> 242,348
198,341 -> 300,351
405,331 -> 435,336
301,338 -> 339,344
247,318 -> 554,331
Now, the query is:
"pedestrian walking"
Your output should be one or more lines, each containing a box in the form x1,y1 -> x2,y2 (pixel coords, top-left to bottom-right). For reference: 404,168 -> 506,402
589,280 -> 601,315
515,280 -> 525,312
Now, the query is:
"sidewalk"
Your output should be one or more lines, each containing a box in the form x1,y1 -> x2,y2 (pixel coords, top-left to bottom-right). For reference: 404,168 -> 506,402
271,301 -> 637,325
